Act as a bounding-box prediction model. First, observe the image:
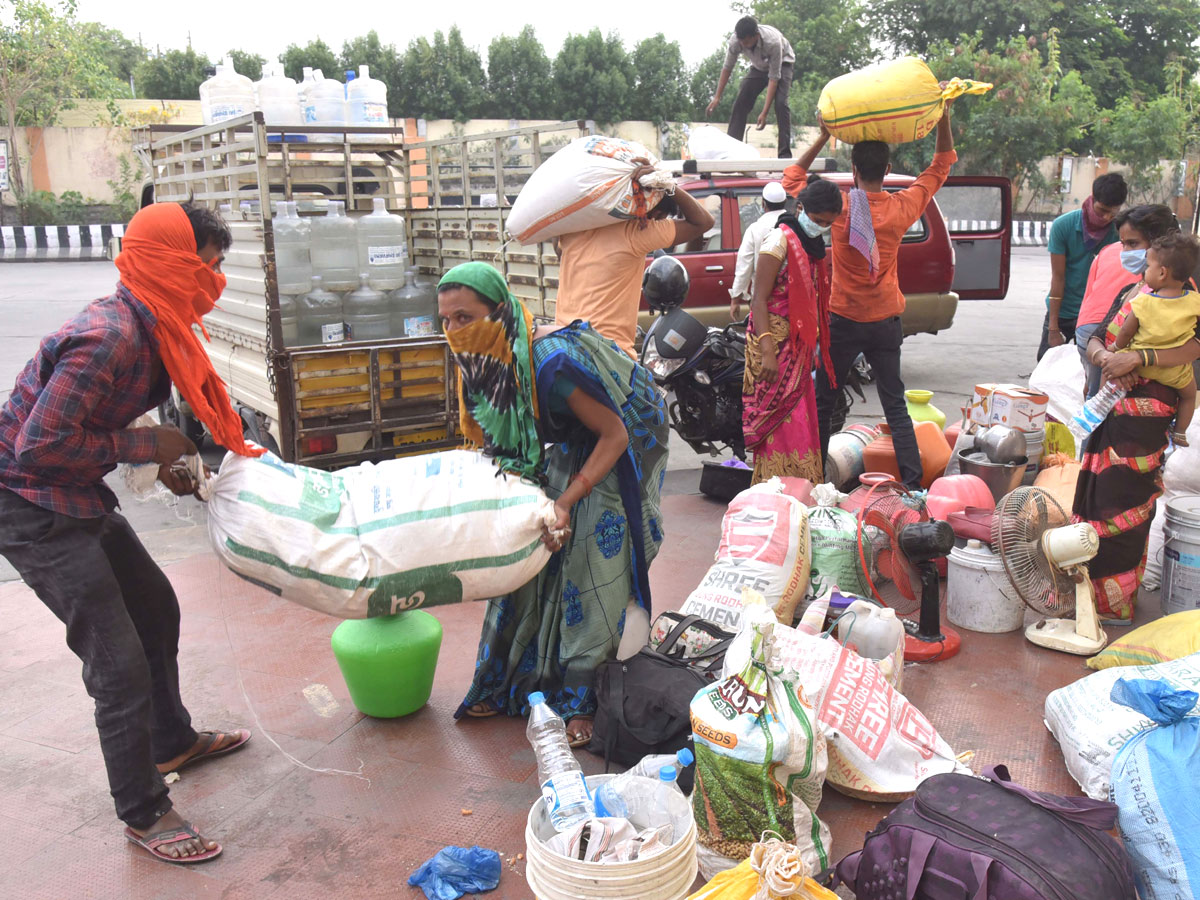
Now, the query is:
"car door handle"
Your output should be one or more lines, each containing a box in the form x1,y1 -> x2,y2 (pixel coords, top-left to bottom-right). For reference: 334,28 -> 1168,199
705,265 -> 724,272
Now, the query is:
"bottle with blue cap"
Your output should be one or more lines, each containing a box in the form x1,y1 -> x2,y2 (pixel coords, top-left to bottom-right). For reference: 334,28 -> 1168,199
593,747 -> 694,819
526,692 -> 594,831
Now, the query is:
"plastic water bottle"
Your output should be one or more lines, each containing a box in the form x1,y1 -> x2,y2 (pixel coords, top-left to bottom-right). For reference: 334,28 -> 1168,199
308,70 -> 347,140
256,62 -> 302,127
344,273 -> 392,340
310,201 -> 359,291
357,198 -> 407,290
650,766 -> 693,842
1073,381 -> 1126,437
298,67 -> 317,121
347,64 -> 388,125
626,747 -> 694,780
278,292 -> 300,347
390,268 -> 437,337
594,747 -> 693,818
273,201 -> 312,295
298,275 -> 344,344
527,692 -> 594,832
200,57 -> 255,125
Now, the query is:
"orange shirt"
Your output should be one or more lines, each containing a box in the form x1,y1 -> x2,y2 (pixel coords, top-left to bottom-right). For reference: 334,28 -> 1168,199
554,219 -> 678,357
783,150 -> 957,322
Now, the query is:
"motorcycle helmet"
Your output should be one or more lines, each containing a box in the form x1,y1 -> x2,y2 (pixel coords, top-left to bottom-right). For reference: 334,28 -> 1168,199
642,255 -> 689,312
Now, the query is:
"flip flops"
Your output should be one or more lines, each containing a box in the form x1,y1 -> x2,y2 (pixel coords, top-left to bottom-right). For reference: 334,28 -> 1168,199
157,729 -> 251,775
566,716 -> 593,749
124,822 -> 222,864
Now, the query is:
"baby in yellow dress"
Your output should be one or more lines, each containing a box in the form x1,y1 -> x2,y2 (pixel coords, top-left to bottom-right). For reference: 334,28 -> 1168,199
1113,232 -> 1200,445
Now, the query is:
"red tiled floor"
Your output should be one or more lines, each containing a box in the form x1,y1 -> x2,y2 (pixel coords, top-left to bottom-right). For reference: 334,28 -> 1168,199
0,490 -> 1163,899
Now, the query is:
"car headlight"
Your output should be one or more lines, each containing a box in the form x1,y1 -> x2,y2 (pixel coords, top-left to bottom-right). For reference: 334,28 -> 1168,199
642,337 -> 685,378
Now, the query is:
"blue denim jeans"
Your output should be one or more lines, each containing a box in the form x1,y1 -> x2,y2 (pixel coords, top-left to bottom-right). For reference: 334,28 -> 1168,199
0,488 -> 197,829
1076,321 -> 1107,400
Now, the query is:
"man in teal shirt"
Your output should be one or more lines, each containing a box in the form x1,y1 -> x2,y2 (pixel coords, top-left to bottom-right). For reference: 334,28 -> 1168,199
1038,173 -> 1127,360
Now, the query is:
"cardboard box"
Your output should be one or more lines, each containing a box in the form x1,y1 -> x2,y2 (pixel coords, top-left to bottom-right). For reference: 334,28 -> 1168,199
968,383 -> 1049,432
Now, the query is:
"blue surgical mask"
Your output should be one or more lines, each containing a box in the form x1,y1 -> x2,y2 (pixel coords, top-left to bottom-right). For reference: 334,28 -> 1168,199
797,210 -> 832,239
1121,248 -> 1148,274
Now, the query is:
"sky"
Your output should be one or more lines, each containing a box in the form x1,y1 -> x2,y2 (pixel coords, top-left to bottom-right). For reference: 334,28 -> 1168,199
76,0 -> 741,68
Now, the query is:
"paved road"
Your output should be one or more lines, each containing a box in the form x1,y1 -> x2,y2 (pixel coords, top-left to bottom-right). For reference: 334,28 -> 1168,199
0,249 -> 1053,580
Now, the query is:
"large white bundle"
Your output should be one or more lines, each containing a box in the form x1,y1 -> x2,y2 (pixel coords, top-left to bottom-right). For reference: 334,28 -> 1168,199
687,125 -> 760,161
506,135 -> 673,245
207,449 -> 556,618
1028,344 -> 1085,432
1144,417 -> 1200,588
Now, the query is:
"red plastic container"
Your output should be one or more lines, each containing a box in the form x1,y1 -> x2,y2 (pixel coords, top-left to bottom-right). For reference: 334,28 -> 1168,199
860,422 -> 952,488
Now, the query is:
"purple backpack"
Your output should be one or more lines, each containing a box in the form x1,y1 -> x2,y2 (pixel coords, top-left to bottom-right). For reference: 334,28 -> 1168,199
835,765 -> 1136,900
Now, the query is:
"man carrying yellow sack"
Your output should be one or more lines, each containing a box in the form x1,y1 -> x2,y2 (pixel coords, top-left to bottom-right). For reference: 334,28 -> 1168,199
783,102 -> 957,490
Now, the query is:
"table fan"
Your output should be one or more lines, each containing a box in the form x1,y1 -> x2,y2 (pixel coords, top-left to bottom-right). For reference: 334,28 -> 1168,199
990,486 -> 1107,655
855,480 -> 959,662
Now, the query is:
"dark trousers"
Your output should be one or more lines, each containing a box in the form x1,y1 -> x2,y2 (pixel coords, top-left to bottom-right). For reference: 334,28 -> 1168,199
0,488 -> 197,829
728,63 -> 793,157
1036,311 -> 1078,362
816,313 -> 923,489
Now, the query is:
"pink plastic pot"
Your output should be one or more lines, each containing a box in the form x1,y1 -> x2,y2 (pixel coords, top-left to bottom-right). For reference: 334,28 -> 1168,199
925,474 -> 995,521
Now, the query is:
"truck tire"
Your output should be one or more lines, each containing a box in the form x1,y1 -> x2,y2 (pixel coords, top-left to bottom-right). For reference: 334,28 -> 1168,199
158,393 -> 206,446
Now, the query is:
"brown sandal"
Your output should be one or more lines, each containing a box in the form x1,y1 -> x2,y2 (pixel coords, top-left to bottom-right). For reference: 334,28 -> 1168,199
566,716 -> 593,749
157,730 -> 251,775
124,822 -> 222,864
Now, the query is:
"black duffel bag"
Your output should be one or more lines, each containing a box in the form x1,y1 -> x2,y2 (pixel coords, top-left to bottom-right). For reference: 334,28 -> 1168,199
587,614 -> 732,793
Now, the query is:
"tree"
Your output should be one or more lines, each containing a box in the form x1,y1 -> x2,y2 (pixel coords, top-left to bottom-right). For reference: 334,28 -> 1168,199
79,22 -> 145,93
281,38 -> 339,82
135,47 -> 211,100
690,47 -> 740,121
0,0 -> 120,218
552,29 -> 635,123
891,31 -> 1097,207
226,49 -> 264,82
395,28 -> 486,120
485,26 -> 552,119
630,34 -> 691,123
340,31 -> 403,116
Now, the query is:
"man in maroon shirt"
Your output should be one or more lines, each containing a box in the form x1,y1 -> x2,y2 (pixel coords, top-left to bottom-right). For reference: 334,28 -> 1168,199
0,203 -> 250,864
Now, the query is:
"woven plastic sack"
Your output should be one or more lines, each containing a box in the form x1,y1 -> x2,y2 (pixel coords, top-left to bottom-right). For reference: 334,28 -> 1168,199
1088,610 -> 1200,670
1109,678 -> 1200,900
1044,651 -> 1200,799
206,449 -> 556,618
687,125 -> 760,161
806,499 -> 873,598
506,135 -> 673,245
691,618 -> 832,876
818,58 -> 992,145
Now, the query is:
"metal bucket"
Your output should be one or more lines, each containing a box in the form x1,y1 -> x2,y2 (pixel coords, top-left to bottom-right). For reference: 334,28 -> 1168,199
1162,496 -> 1200,616
955,450 -> 1028,503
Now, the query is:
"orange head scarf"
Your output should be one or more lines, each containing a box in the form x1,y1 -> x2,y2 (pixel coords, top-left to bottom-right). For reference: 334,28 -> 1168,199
115,203 -> 264,457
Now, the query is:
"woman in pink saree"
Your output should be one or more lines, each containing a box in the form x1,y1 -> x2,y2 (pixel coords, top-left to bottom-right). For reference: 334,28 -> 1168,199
741,175 -> 843,483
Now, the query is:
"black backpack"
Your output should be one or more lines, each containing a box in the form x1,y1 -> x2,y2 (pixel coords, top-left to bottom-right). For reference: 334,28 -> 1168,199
587,614 -> 732,793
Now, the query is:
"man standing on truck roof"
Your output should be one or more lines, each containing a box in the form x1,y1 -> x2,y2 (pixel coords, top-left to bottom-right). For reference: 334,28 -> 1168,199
783,103 -> 958,491
729,181 -> 789,319
0,202 -> 264,865
554,164 -> 715,358
707,16 -> 795,157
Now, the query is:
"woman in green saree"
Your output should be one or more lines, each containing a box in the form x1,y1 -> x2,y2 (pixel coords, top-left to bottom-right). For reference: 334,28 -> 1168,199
439,262 -> 669,747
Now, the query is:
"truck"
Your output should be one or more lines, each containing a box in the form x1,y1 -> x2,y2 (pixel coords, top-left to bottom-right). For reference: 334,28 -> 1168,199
132,115 -> 591,468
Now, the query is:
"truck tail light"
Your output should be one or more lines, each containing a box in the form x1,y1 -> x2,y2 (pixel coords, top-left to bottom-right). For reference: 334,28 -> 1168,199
302,435 -> 337,456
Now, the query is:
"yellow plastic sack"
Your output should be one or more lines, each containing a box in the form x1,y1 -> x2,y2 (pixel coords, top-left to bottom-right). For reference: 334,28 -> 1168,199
687,858 -> 839,900
818,57 -> 992,145
1044,421 -> 1077,459
1087,609 -> 1200,670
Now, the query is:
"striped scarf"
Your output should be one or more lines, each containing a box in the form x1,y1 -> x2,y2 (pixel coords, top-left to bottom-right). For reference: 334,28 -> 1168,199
847,188 -> 880,280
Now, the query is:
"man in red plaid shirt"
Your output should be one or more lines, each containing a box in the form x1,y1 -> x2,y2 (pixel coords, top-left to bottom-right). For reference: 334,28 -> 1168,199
0,203 -> 254,864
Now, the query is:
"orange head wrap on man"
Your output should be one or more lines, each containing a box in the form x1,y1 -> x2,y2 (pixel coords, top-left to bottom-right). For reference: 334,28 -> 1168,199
115,203 -> 264,457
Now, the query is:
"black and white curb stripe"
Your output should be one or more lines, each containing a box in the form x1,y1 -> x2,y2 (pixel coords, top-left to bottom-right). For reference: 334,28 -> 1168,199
945,219 -> 1051,247
0,224 -> 124,261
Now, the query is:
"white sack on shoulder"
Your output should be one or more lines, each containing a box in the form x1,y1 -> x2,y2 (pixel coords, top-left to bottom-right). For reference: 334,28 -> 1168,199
206,449 -> 556,618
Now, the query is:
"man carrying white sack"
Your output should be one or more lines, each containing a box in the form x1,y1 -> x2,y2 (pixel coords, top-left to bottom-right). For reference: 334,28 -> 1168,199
729,181 -> 789,319
554,163 -> 715,358
0,202 -> 263,865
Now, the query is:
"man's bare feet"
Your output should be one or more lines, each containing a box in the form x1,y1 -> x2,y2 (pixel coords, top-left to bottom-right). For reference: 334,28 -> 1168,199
567,716 -> 593,748
125,809 -> 220,863
156,730 -> 251,775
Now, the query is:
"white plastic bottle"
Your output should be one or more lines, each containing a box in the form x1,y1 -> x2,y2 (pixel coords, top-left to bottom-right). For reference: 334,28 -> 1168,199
309,201 -> 359,291
626,747 -> 694,780
527,692 -> 594,832
257,62 -> 302,127
357,198 -> 407,290
837,599 -> 905,688
308,70 -> 347,140
200,57 -> 255,125
298,67 -> 317,122
298,275 -> 344,345
649,766 -> 692,842
273,201 -> 312,295
347,64 -> 388,125
1073,381 -> 1126,438
390,268 -> 437,337
278,292 -> 300,347
593,747 -> 694,818
344,273 -> 392,341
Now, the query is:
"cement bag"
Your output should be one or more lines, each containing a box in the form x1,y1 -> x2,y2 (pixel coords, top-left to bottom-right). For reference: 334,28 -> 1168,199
1109,678 -> 1200,900
806,494 -> 873,598
1032,453 -> 1081,514
727,600 -> 969,802
1144,418 -> 1200,588
691,618 -> 831,875
1088,610 -> 1200,670
1043,651 -> 1200,799
506,135 -> 674,245
687,125 -> 760,161
1029,344 -> 1086,430
678,478 -> 811,631
817,58 -> 992,145
206,449 -> 556,618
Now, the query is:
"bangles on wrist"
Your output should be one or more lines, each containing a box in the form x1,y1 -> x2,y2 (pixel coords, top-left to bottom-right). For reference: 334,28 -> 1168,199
570,472 -> 593,497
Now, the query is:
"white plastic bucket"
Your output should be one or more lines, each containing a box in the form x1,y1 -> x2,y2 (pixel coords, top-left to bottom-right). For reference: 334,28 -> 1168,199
1021,431 -> 1045,485
947,539 -> 1025,632
825,429 -> 873,488
1162,496 -> 1200,616
525,775 -> 698,900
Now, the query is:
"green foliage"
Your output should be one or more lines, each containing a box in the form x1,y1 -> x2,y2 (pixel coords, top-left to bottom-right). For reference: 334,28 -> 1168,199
552,29 -> 635,123
341,30 -> 404,117
18,189 -> 60,224
690,47 -> 740,121
106,153 -> 145,222
280,38 -> 339,82
135,47 -> 211,101
79,22 -> 145,93
226,49 -> 265,82
485,27 -> 552,120
631,34 -> 691,124
1095,88 -> 1192,200
393,27 -> 486,120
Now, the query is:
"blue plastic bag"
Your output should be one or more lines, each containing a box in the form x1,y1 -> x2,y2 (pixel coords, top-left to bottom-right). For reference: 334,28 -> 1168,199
1109,678 -> 1200,900
407,845 -> 501,900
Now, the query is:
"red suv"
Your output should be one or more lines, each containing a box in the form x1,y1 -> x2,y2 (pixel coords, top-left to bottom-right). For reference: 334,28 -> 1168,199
639,170 -> 1012,335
